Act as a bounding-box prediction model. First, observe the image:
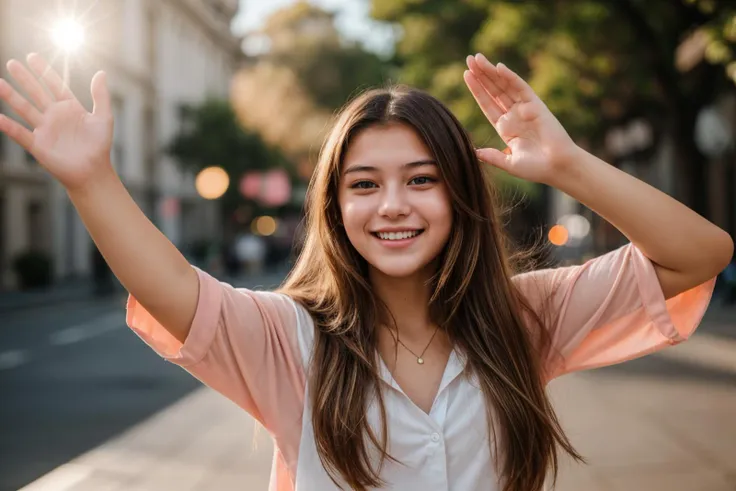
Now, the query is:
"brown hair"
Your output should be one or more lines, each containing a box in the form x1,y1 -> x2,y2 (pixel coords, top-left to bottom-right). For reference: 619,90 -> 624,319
279,85 -> 583,491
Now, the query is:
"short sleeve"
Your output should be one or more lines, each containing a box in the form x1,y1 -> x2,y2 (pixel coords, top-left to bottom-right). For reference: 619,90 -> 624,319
125,266 -> 307,439
513,243 -> 716,381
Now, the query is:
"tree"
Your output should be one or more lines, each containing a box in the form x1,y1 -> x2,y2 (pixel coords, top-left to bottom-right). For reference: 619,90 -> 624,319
232,1 -> 393,175
167,99 -> 297,221
371,0 -> 736,216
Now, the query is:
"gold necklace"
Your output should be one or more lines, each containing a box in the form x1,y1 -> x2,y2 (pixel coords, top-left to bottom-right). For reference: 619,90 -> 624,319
396,325 -> 441,365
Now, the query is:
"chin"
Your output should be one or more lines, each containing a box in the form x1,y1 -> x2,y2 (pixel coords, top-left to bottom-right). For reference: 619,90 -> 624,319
368,257 -> 436,280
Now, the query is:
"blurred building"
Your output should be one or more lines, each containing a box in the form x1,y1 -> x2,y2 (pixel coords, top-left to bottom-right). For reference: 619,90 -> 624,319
0,0 -> 243,290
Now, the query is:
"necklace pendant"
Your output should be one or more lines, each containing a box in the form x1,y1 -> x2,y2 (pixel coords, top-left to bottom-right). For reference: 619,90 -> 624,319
417,357 -> 424,365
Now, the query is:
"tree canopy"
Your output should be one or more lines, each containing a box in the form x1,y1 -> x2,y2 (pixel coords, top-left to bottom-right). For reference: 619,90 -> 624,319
372,0 -> 736,213
232,1 -> 393,175
167,99 -> 296,218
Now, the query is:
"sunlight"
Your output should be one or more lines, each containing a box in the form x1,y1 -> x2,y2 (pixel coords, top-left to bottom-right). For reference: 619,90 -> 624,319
51,18 -> 85,52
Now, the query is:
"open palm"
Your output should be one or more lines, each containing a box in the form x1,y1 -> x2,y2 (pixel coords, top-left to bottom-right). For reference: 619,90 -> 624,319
0,54 -> 113,191
463,53 -> 578,184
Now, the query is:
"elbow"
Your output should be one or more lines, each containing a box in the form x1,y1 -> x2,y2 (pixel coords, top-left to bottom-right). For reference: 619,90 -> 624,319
713,229 -> 734,274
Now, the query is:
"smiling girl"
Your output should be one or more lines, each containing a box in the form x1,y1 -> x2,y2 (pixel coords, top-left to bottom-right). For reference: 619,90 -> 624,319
0,52 -> 730,491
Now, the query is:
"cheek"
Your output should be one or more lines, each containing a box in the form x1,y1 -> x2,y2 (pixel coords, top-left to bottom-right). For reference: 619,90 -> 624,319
339,198 -> 371,236
419,189 -> 453,231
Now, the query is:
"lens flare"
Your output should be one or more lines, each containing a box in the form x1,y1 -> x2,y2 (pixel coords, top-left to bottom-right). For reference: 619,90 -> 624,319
52,19 -> 85,52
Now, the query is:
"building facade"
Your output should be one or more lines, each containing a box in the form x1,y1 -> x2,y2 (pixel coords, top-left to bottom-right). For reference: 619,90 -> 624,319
0,0 -> 242,290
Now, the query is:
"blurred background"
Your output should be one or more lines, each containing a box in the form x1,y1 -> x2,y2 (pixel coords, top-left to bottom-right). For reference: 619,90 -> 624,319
1,1 -> 735,490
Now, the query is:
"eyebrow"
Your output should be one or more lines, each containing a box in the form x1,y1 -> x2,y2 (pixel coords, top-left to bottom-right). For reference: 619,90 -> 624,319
343,159 -> 437,175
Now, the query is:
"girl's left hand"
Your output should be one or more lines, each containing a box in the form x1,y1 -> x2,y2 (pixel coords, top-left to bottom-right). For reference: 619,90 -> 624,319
463,53 -> 579,184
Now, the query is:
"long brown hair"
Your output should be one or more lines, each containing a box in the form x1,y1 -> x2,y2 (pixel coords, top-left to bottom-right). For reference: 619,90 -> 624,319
279,85 -> 583,491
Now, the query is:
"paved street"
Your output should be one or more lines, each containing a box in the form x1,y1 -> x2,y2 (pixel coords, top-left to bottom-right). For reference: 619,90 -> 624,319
0,273 -> 284,491
1,280 -> 735,490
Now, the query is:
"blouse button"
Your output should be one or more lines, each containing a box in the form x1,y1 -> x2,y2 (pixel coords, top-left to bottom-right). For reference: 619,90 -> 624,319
431,432 -> 441,442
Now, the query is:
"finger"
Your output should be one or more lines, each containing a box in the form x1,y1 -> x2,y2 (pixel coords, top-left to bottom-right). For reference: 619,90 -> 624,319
496,62 -> 538,103
469,54 -> 515,111
463,70 -> 503,124
91,71 -> 111,117
476,147 -> 512,171
0,78 -> 43,127
27,53 -> 74,101
6,59 -> 53,111
0,113 -> 34,151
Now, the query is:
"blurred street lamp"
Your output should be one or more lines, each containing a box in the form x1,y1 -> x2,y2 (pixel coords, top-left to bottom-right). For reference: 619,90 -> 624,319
548,224 -> 569,246
252,216 -> 277,236
196,167 -> 230,200
557,214 -> 590,244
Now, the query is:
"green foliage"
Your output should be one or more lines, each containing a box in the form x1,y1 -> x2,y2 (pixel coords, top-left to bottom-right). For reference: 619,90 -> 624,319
261,1 -> 393,110
168,99 -> 286,175
167,99 -> 297,216
371,0 -> 736,203
233,1 -> 394,164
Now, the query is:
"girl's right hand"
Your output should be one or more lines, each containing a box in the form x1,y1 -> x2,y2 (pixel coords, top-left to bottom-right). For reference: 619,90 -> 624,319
0,53 -> 114,191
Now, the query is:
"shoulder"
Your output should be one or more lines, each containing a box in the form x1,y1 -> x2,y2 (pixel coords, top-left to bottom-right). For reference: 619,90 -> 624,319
271,292 -> 317,370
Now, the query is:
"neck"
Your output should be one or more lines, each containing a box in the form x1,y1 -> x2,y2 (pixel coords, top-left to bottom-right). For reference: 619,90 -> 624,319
369,265 -> 435,340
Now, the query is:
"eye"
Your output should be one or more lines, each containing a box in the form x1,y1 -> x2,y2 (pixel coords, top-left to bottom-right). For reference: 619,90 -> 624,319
409,176 -> 436,186
350,180 -> 377,189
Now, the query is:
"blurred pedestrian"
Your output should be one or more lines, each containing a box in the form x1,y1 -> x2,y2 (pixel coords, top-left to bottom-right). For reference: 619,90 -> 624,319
234,232 -> 265,275
1,52 -> 730,491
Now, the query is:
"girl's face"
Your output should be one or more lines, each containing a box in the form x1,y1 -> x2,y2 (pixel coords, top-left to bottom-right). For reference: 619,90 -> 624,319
338,123 -> 453,279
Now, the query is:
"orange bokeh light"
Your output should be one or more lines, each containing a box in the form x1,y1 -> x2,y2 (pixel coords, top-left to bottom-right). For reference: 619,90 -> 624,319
548,224 -> 569,246
195,167 -> 229,200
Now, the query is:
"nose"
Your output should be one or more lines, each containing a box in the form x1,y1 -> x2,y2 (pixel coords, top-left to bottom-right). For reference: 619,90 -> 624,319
378,184 -> 411,219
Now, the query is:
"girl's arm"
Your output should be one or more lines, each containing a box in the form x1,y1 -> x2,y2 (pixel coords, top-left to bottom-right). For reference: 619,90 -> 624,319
69,168 -> 199,342
546,148 -> 732,299
0,54 -> 198,342
464,53 -> 733,299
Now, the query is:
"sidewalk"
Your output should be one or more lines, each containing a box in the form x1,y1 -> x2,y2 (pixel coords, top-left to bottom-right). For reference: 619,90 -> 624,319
18,324 -> 736,491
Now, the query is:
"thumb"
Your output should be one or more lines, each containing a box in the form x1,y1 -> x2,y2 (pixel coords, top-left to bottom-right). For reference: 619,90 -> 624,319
476,147 -> 511,171
91,71 -> 111,117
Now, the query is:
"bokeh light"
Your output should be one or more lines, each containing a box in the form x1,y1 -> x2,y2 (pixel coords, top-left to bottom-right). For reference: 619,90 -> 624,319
548,224 -> 569,246
557,214 -> 591,239
52,19 -> 85,52
195,167 -> 230,200
251,216 -> 277,236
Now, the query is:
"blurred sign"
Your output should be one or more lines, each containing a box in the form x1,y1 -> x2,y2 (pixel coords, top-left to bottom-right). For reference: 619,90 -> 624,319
239,172 -> 262,199
261,170 -> 291,207
239,169 -> 292,207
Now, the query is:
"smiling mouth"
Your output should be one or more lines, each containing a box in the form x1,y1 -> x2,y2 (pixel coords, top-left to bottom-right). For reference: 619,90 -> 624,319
371,230 -> 424,241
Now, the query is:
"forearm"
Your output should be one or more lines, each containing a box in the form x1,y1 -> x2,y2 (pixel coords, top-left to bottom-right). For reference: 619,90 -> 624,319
548,147 -> 733,280
68,164 -> 198,342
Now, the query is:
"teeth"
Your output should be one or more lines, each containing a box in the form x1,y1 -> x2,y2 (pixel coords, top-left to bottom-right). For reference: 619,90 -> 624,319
377,230 -> 420,240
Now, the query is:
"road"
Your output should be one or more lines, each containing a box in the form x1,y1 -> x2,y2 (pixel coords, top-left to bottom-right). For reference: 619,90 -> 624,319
0,273 -> 284,491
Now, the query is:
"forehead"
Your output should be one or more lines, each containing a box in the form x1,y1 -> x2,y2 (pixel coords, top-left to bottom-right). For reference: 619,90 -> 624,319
342,123 -> 432,171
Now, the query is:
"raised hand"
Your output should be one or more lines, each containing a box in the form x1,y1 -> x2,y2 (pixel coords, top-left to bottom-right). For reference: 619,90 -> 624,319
463,53 -> 579,185
0,53 -> 114,191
